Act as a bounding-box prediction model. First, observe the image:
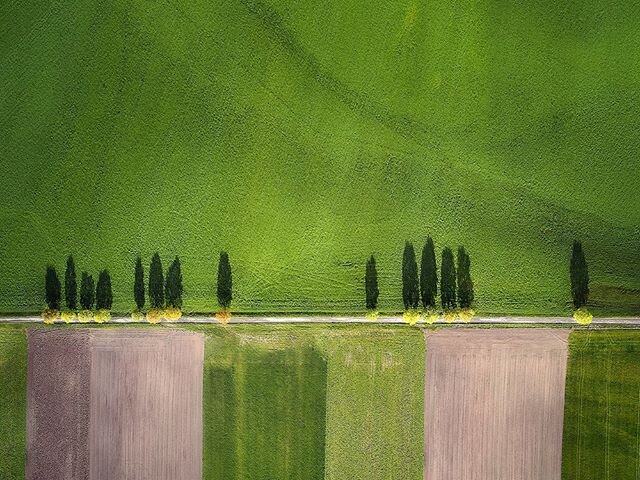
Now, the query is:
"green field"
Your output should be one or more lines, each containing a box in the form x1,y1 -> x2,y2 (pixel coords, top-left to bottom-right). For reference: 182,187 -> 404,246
1,0 -> 639,315
562,330 -> 640,478
198,324 -> 425,480
0,325 -> 27,480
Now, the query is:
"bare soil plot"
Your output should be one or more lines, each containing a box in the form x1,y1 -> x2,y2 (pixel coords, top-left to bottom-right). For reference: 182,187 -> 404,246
424,329 -> 569,480
27,329 -> 91,480
27,329 -> 203,480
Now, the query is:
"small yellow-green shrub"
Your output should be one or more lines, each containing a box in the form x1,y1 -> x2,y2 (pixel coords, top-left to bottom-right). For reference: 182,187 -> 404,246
459,308 -> 476,323
443,310 -> 458,323
131,311 -> 145,322
41,309 -> 60,324
422,308 -> 439,324
61,310 -> 76,323
77,310 -> 94,323
573,307 -> 593,325
365,310 -> 379,322
403,309 -> 420,326
216,309 -> 231,325
146,308 -> 163,324
164,307 -> 182,321
94,309 -> 111,324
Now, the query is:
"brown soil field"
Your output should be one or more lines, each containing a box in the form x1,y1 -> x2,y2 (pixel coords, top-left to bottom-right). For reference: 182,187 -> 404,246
27,329 -> 92,480
424,329 -> 569,480
27,329 -> 204,480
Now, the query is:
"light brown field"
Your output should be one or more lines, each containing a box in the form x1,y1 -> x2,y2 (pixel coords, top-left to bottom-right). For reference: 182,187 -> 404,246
424,329 -> 569,480
27,329 -> 204,480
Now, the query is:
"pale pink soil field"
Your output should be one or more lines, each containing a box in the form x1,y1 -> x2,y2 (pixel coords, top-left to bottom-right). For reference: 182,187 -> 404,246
27,329 -> 204,480
424,329 -> 569,480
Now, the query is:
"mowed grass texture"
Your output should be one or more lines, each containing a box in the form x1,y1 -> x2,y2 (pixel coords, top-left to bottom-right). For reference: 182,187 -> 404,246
0,325 -> 27,480
562,330 -> 640,478
198,324 -> 424,480
1,0 -> 640,315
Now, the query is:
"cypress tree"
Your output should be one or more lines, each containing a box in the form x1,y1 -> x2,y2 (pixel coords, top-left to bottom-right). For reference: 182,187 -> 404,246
80,272 -> 95,310
165,256 -> 183,309
64,255 -> 77,310
217,251 -> 232,309
570,240 -> 589,308
441,247 -> 457,310
457,246 -> 474,309
420,237 -> 438,309
96,270 -> 113,310
45,266 -> 61,310
134,256 -> 145,311
365,255 -> 379,311
149,253 -> 165,309
402,242 -> 420,310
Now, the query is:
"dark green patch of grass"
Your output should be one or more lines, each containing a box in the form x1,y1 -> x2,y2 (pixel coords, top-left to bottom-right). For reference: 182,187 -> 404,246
563,330 -> 640,478
202,327 -> 327,480
0,326 -> 27,479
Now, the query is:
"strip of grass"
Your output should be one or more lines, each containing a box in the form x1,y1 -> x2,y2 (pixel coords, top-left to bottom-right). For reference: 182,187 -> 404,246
562,330 -> 640,478
317,326 -> 425,480
201,326 -> 327,480
0,325 -> 27,479
195,323 -> 425,480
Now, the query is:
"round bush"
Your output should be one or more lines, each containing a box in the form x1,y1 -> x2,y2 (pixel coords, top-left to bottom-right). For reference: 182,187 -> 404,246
403,309 -> 420,326
573,307 -> 593,325
77,310 -> 94,323
41,309 -> 60,324
131,311 -> 145,322
146,308 -> 163,324
443,310 -> 458,323
422,308 -> 439,324
164,307 -> 182,322
365,310 -> 379,322
61,310 -> 76,324
459,308 -> 476,323
216,309 -> 231,325
94,309 -> 111,324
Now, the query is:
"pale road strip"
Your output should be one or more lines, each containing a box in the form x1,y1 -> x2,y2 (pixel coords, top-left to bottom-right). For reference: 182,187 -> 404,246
2,315 -> 640,325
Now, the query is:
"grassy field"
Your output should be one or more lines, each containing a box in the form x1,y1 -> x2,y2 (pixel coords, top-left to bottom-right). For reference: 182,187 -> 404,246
1,0 -> 639,316
194,324 -> 425,480
562,330 -> 640,478
0,325 -> 27,480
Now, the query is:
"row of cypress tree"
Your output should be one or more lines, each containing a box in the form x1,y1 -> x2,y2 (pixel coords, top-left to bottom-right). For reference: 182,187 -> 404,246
45,252 -> 233,313
365,238 -> 475,312
45,256 -> 112,311
133,253 -> 184,311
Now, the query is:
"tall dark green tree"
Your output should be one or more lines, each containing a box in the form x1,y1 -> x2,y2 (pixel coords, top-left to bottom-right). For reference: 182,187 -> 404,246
45,266 -> 61,310
134,256 -> 145,311
457,246 -> 474,309
570,240 -> 589,308
80,272 -> 95,310
217,251 -> 232,309
441,247 -> 457,310
402,242 -> 420,310
96,270 -> 113,310
165,256 -> 183,309
420,237 -> 438,309
64,255 -> 77,310
149,253 -> 165,309
365,255 -> 379,311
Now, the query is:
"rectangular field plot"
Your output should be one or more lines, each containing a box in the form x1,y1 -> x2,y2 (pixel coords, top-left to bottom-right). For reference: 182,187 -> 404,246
562,330 -> 640,479
198,324 -> 425,480
27,329 -> 204,480
425,329 -> 569,480
0,326 -> 27,480
203,328 -> 327,480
